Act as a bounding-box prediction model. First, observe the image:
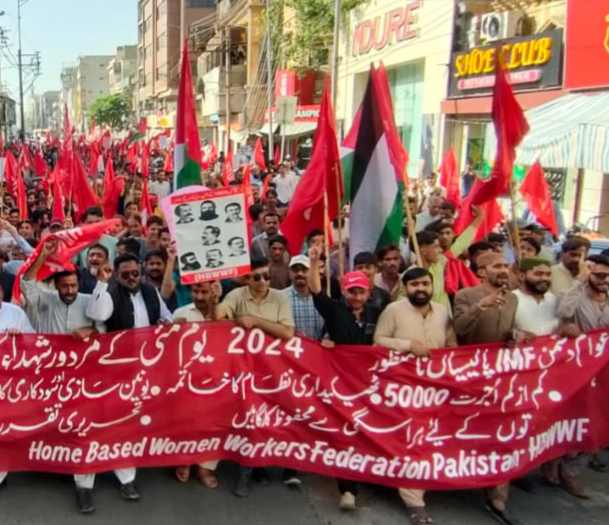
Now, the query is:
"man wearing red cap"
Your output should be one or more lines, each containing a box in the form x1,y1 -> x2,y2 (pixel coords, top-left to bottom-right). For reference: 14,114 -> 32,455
307,247 -> 381,510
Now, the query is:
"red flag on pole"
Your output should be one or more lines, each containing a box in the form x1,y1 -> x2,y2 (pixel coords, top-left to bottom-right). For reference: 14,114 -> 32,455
164,148 -> 174,172
16,159 -> 27,221
468,54 -> 529,206
71,153 -> 99,215
103,156 -> 116,190
49,165 -> 66,222
63,105 -> 72,151
519,160 -> 559,237
274,145 -> 280,166
438,147 -> 460,206
13,219 -> 122,302
222,150 -> 235,186
254,138 -> 267,171
261,173 -> 271,202
102,176 -> 125,219
281,83 -> 343,256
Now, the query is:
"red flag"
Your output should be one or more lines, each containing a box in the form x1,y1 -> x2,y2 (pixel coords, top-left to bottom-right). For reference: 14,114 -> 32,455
138,117 -> 148,136
281,83 -> 343,256
103,156 -> 116,190
71,153 -> 99,215
141,176 -> 153,220
4,150 -> 17,199
468,55 -> 529,206
16,159 -> 27,221
13,219 -> 122,302
102,176 -> 126,219
475,199 -> 505,242
45,131 -> 51,144
439,147 -> 460,206
164,148 -> 174,172
50,166 -> 66,222
34,150 -> 49,179
254,138 -> 267,171
19,144 -> 33,171
242,163 -> 254,210
274,145 -> 280,166
261,174 -> 271,202
141,142 -> 150,178
222,150 -> 235,186
87,144 -> 101,176
519,160 -> 558,237
205,142 -> 218,165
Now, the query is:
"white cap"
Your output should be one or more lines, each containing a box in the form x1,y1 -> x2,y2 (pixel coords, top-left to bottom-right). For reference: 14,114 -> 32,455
289,255 -> 311,269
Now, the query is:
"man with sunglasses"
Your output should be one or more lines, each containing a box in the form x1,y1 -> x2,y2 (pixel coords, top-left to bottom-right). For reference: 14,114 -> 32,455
215,257 -> 295,497
85,253 -> 173,510
554,253 -> 609,498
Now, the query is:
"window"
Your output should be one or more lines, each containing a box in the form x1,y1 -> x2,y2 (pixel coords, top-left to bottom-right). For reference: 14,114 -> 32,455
145,73 -> 152,86
186,0 -> 215,6
157,32 -> 167,50
156,63 -> 168,81
145,44 -> 153,60
156,0 -> 167,19
99,77 -> 105,81
144,15 -> 152,33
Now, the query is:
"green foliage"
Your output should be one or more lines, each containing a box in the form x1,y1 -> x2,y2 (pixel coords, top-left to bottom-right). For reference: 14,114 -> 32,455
267,0 -> 368,74
87,93 -> 131,130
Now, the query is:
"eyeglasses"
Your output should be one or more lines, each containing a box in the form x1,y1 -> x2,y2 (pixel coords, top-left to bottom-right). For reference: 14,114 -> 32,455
251,272 -> 271,282
591,272 -> 609,280
120,270 -> 141,280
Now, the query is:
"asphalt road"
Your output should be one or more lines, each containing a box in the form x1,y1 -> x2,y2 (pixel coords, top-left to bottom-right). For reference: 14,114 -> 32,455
1,459 -> 608,525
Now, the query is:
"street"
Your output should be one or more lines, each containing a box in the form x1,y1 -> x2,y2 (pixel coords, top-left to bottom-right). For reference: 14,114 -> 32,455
1,459 -> 608,525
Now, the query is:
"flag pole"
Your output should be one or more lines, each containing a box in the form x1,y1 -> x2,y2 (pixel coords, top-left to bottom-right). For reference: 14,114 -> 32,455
334,160 -> 344,280
323,191 -> 331,296
404,170 -> 422,266
508,180 -> 522,260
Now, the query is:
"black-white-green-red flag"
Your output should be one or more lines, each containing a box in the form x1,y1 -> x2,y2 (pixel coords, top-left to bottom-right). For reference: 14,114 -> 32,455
174,39 -> 203,189
341,63 -> 407,260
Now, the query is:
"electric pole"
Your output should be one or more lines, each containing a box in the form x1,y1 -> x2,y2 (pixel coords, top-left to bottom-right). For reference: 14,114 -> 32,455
17,0 -> 24,137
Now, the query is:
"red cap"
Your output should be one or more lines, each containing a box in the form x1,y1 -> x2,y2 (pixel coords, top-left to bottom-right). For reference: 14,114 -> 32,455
342,271 -> 369,291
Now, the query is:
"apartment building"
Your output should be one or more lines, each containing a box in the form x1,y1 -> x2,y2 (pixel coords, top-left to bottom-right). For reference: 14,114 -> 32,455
60,66 -> 77,124
74,55 -> 113,130
108,45 -> 139,99
137,0 -> 215,131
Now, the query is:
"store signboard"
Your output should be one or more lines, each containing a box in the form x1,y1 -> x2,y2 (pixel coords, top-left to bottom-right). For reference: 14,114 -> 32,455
565,0 -> 609,89
264,105 -> 320,124
447,30 -> 563,97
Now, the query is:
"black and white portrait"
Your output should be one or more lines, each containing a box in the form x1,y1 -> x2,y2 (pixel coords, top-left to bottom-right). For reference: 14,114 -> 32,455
175,203 -> 194,224
180,252 -> 201,272
202,225 -> 221,246
228,237 -> 246,257
199,200 -> 219,221
205,249 -> 224,268
224,202 -> 243,223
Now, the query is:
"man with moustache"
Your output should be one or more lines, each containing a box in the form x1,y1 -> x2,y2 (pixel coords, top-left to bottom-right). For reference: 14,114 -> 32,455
551,236 -> 590,294
453,252 -> 528,525
78,243 -> 109,294
374,267 -> 456,525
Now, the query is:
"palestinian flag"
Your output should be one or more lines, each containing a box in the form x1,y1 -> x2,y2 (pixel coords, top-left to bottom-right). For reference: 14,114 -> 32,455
173,39 -> 202,189
342,63 -> 407,260
129,117 -> 148,144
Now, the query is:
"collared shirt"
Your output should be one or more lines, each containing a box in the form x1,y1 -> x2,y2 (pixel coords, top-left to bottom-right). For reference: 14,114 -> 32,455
374,298 -> 457,352
415,211 -> 440,232
453,285 -> 518,345
86,281 -> 173,328
513,289 -> 560,336
78,234 -> 118,268
557,281 -> 609,332
173,303 -> 210,322
150,180 -> 171,200
273,173 -> 299,204
551,262 -> 577,294
0,302 -> 34,333
21,278 -> 104,335
221,286 -> 295,326
374,273 -> 401,302
312,293 -> 380,345
284,286 -> 325,340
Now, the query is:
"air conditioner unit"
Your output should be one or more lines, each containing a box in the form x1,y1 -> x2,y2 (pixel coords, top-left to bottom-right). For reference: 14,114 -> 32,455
481,11 -> 523,42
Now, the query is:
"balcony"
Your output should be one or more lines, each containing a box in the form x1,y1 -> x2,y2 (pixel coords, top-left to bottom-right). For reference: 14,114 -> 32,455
217,0 -> 263,25
199,65 -> 247,117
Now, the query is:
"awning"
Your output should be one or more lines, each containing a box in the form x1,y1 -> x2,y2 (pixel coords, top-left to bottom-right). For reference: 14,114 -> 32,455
278,122 -> 317,138
516,93 -> 609,170
257,122 -> 279,136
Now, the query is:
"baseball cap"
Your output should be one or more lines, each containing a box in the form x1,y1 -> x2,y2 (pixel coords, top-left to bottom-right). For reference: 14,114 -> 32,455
289,255 -> 310,269
50,218 -> 63,227
342,271 -> 369,291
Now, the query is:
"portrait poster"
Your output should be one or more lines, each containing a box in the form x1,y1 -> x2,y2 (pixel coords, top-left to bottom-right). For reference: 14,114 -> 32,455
170,186 -> 251,284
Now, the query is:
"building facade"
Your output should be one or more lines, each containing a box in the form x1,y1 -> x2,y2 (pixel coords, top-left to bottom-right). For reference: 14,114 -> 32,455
60,66 -> 77,124
137,0 -> 215,131
337,0 -> 455,178
74,55 -> 114,130
108,45 -> 138,99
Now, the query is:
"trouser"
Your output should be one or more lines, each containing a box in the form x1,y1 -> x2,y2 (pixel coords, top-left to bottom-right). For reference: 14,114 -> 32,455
338,478 -> 358,495
485,483 -> 509,505
553,452 -> 594,478
399,488 -> 425,508
74,468 -> 136,490
199,460 -> 218,470
0,471 -> 6,484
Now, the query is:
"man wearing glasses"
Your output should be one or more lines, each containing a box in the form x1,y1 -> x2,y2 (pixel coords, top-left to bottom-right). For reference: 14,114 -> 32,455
85,253 -> 173,511
215,256 -> 295,498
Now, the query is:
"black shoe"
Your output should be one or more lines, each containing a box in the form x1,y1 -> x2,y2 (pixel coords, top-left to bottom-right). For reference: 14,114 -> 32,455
589,456 -> 606,473
233,473 -> 250,497
0,478 -> 6,491
485,503 -> 526,525
120,482 -> 140,501
282,469 -> 301,486
512,476 -> 536,494
76,488 -> 95,514
253,467 -> 271,485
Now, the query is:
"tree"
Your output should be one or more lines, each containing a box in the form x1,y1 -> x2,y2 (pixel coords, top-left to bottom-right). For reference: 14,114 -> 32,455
87,93 -> 131,130
267,0 -> 368,74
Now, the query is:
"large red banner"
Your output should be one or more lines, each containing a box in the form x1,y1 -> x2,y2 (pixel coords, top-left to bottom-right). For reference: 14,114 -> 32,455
1,324 -> 609,489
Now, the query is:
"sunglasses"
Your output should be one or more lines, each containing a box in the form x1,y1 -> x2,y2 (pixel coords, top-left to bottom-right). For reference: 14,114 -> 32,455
120,270 -> 141,280
591,272 -> 609,280
251,272 -> 271,282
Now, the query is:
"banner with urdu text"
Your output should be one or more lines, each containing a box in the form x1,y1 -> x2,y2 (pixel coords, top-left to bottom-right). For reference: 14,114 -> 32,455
1,323 -> 608,489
